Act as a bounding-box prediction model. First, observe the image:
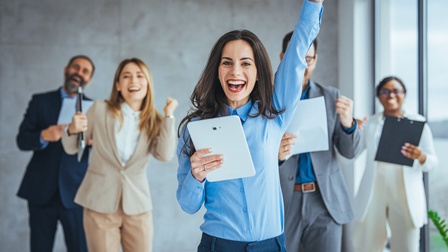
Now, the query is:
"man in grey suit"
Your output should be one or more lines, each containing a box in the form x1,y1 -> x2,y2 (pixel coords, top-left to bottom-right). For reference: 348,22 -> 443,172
278,33 -> 362,252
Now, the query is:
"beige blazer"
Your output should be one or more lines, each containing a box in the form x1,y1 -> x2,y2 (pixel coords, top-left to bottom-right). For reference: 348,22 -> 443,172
62,101 -> 176,215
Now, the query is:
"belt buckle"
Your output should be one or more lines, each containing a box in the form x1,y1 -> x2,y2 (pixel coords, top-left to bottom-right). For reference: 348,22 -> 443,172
301,182 -> 316,193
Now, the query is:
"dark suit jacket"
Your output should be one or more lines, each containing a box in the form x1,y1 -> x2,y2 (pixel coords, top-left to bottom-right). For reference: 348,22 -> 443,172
16,88 -> 90,209
279,81 -> 362,224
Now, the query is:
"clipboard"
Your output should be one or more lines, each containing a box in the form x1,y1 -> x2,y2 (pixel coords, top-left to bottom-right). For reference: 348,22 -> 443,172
374,116 -> 425,166
187,115 -> 256,182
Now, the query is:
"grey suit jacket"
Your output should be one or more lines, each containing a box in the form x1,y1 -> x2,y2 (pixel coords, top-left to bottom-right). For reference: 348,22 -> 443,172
62,100 -> 176,215
279,81 -> 362,224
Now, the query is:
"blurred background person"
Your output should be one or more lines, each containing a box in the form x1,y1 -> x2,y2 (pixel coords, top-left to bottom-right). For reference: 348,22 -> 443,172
278,34 -> 362,252
16,55 -> 95,252
353,76 -> 438,252
62,58 -> 178,252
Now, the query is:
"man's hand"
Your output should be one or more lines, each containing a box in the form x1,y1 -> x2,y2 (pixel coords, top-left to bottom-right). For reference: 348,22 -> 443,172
336,96 -> 354,128
278,133 -> 297,161
68,112 -> 88,135
41,124 -> 66,142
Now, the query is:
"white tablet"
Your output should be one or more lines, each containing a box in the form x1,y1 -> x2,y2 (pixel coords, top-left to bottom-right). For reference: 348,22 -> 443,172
187,115 -> 256,182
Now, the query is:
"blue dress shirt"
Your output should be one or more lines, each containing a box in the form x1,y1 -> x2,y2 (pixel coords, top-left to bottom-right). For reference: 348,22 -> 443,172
176,1 -> 323,242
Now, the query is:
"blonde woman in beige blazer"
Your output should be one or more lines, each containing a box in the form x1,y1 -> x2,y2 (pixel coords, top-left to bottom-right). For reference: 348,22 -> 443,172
62,58 -> 178,252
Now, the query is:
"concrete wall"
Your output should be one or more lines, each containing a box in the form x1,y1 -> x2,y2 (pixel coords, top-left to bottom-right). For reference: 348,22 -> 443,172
0,0 -> 339,251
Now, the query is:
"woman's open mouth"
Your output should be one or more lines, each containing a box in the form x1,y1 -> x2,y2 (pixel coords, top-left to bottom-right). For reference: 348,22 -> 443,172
227,80 -> 246,92
128,86 -> 141,93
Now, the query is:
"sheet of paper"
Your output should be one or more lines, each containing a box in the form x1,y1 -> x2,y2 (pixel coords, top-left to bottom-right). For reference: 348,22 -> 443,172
57,98 -> 94,125
285,96 -> 329,158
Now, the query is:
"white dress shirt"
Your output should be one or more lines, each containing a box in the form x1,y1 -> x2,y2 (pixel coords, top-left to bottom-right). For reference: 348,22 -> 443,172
115,102 -> 141,166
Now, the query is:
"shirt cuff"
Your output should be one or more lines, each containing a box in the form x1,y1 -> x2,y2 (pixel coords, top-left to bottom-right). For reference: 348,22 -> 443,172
341,119 -> 357,134
39,134 -> 49,148
185,169 -> 206,190
301,0 -> 324,23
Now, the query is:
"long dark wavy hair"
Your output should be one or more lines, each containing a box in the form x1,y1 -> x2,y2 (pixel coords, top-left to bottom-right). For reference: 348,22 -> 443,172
178,29 -> 284,156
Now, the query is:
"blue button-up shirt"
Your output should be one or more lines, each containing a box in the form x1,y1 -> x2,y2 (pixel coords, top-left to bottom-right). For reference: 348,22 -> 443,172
176,1 -> 323,242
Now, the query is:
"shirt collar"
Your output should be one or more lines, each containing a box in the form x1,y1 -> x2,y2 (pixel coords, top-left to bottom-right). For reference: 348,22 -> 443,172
301,81 -> 311,100
121,102 -> 141,117
226,100 -> 252,122
60,87 -> 72,99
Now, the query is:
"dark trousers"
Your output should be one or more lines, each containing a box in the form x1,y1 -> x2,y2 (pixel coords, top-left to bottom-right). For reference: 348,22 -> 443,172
198,232 -> 286,252
27,193 -> 87,252
284,190 -> 342,252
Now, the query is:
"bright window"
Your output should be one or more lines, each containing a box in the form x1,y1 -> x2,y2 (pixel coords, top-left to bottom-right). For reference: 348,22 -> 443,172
427,1 -> 448,251
376,0 -> 448,251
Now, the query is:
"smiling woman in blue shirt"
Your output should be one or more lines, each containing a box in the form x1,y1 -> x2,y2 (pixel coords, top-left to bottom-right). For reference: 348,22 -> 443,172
176,1 -> 323,251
